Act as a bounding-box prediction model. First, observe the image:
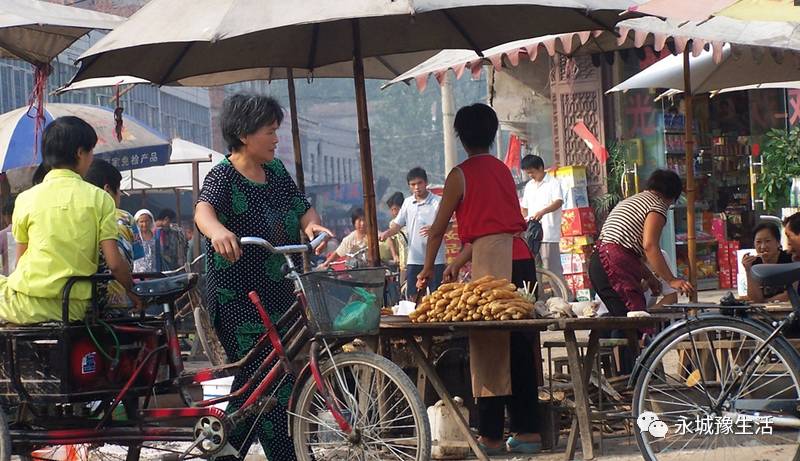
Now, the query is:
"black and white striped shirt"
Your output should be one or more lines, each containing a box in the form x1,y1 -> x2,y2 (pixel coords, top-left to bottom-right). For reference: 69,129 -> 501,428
599,190 -> 670,256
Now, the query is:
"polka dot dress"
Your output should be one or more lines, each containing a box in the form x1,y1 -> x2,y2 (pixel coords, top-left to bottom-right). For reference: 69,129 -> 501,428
198,158 -> 310,461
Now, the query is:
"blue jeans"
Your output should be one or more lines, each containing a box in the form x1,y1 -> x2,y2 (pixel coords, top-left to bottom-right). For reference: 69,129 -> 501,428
406,264 -> 446,299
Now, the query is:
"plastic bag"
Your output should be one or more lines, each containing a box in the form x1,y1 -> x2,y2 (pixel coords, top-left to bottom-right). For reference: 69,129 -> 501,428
333,287 -> 379,332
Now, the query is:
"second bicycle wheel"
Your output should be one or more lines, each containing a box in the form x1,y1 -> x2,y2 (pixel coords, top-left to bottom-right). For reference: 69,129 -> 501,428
291,351 -> 431,461
633,317 -> 800,461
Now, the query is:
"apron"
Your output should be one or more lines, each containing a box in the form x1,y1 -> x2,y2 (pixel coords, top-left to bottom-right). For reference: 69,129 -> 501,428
469,233 -> 513,397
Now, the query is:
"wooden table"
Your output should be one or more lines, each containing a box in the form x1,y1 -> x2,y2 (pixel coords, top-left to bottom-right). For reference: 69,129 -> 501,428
380,316 -> 667,461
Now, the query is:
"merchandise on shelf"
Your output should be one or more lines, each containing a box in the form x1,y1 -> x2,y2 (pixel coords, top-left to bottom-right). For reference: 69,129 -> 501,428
563,186 -> 589,209
676,240 -> 719,291
561,207 -> 597,237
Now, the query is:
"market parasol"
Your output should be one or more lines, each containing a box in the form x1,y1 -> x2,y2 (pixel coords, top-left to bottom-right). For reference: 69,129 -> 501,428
69,0 -> 643,268
0,0 -> 123,65
0,103 -> 170,172
630,0 -> 800,23
608,44 -> 800,94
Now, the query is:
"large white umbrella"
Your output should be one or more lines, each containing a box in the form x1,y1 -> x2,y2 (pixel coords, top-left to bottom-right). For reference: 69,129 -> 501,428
0,0 -> 123,65
69,0 -> 642,268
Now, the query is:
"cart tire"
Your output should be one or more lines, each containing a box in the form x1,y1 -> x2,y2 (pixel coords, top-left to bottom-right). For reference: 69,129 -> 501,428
0,410 -> 9,461
536,267 -> 570,300
194,306 -> 227,365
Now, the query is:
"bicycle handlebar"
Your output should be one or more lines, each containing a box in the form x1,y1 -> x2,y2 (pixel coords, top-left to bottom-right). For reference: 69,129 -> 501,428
240,232 -> 329,255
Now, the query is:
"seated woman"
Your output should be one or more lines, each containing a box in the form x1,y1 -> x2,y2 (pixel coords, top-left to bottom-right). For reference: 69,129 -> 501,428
85,158 -> 143,309
744,221 -> 794,303
0,116 -> 138,324
321,207 -> 368,268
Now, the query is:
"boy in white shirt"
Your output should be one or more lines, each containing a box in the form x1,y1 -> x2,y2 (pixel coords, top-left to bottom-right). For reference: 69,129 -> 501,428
520,155 -> 564,280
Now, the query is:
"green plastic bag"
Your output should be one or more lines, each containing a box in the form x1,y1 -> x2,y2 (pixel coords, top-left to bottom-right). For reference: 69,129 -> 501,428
333,287 -> 379,332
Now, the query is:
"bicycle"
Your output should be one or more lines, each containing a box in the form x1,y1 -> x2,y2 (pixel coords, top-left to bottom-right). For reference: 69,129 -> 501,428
630,262 -> 800,461
0,232 -> 431,460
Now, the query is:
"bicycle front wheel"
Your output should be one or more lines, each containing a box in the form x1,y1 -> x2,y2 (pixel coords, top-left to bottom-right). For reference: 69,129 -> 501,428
633,317 -> 800,461
291,351 -> 431,461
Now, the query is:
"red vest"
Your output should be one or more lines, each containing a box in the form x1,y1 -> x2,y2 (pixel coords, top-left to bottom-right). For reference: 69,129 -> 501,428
456,154 -> 526,245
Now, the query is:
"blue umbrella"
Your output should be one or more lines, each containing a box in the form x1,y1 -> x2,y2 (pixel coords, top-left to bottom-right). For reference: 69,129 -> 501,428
0,103 -> 171,172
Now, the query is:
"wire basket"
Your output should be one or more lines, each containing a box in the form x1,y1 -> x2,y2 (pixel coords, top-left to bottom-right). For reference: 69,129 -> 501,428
299,268 -> 386,337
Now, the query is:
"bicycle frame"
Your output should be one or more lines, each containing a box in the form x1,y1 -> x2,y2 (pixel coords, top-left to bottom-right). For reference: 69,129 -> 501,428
9,232 -> 356,453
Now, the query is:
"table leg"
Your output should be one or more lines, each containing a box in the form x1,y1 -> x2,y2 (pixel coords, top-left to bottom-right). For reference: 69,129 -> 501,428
404,335 -> 489,461
415,336 -> 432,400
563,329 -> 599,461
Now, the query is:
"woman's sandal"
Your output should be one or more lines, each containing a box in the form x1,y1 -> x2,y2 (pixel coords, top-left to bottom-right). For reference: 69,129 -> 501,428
477,441 -> 506,456
506,436 -> 542,454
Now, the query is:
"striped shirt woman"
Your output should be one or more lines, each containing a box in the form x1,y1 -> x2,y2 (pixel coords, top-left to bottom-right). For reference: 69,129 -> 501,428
588,170 -> 693,315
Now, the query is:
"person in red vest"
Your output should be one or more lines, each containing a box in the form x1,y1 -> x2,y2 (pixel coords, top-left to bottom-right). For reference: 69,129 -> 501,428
418,103 -> 540,454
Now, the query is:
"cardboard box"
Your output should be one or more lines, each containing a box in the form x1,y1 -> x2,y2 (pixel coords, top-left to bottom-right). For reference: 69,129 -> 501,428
560,235 -> 594,253
561,208 -> 597,237
555,166 -> 588,188
563,186 -> 589,209
565,272 -> 591,292
561,253 -> 589,274
711,216 -> 727,242
575,288 -> 595,302
736,249 -> 754,297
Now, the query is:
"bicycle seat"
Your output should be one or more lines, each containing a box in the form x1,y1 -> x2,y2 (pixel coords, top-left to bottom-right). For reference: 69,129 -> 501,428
750,262 -> 800,287
133,273 -> 197,304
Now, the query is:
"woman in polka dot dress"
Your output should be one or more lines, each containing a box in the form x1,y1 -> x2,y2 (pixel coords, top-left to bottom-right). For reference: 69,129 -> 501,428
195,94 -> 332,460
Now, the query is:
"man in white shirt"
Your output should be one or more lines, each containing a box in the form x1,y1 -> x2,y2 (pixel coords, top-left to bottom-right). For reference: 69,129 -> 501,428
380,167 -> 446,298
520,155 -> 564,280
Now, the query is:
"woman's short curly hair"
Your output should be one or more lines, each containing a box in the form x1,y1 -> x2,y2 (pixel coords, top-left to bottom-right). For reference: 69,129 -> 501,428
221,93 -> 284,153
644,169 -> 683,201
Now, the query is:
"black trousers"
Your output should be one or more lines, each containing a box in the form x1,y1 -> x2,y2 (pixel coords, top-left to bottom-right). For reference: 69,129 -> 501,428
588,251 -> 635,373
477,258 -> 541,439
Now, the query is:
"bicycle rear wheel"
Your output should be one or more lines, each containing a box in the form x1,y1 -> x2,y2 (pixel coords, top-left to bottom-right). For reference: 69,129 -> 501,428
633,317 -> 800,461
291,351 -> 431,461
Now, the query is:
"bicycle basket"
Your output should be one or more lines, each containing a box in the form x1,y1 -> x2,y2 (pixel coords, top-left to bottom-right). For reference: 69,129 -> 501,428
299,268 -> 386,337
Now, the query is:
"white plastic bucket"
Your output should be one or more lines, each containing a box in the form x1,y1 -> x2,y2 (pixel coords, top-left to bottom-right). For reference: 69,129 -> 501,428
200,376 -> 234,410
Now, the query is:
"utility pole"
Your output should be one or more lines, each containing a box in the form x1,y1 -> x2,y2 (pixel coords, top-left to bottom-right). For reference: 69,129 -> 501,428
441,72 -> 457,175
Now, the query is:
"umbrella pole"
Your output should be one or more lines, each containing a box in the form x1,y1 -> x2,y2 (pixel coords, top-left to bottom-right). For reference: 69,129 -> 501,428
191,160 -> 201,258
351,19 -> 380,267
287,68 -> 310,272
683,47 -> 698,301
286,68 -> 306,193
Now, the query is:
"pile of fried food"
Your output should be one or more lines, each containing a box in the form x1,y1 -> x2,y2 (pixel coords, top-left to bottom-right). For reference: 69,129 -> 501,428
409,276 -> 534,323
